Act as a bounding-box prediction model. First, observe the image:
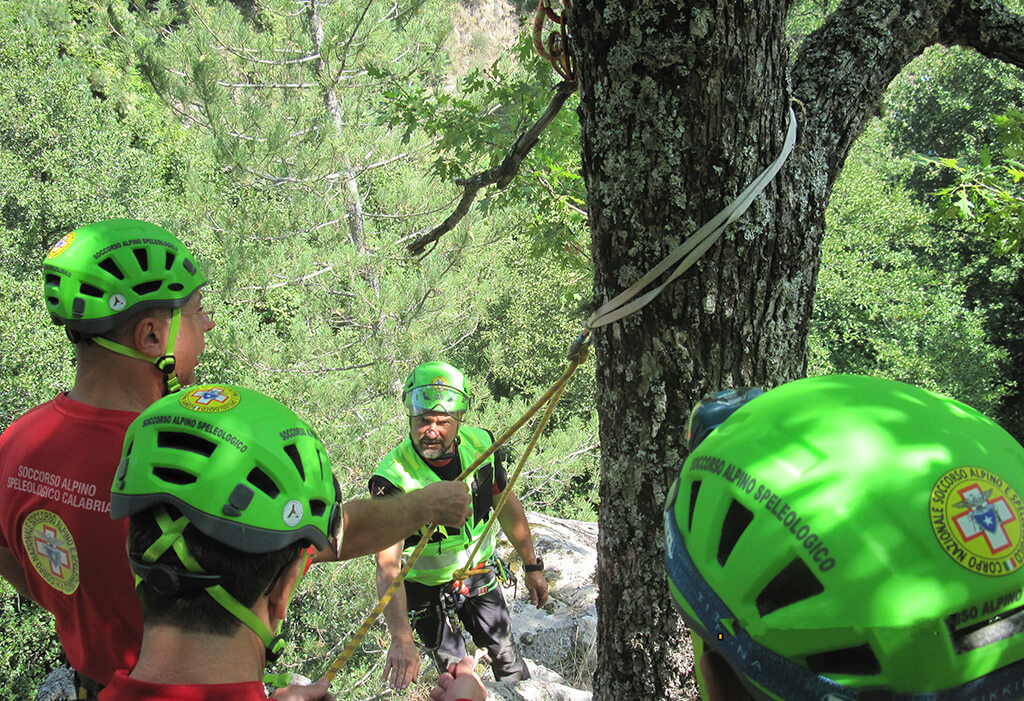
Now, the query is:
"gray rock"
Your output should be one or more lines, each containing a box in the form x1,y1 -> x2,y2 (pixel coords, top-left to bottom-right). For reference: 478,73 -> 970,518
489,512 -> 597,701
34,666 -> 74,701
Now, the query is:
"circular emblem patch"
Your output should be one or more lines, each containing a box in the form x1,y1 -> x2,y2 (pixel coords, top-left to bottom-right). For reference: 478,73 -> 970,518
108,293 -> 127,311
179,385 -> 241,413
930,467 -> 1024,577
282,500 -> 304,527
22,510 -> 80,594
46,231 -> 76,260
431,376 -> 449,386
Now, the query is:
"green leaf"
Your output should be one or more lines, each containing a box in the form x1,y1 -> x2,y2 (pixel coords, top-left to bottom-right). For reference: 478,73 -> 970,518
955,193 -> 975,218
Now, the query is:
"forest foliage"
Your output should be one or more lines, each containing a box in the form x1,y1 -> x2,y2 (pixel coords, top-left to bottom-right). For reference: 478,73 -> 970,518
0,0 -> 1020,697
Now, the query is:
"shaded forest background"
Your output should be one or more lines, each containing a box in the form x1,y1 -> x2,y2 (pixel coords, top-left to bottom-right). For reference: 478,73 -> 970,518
0,0 -> 1021,697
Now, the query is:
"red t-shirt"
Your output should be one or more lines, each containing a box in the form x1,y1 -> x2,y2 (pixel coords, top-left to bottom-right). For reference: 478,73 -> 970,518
98,670 -> 269,700
0,393 -> 143,685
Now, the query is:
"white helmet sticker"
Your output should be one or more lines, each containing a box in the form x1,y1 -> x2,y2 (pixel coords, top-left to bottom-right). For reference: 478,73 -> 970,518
282,499 -> 304,527
108,293 -> 127,311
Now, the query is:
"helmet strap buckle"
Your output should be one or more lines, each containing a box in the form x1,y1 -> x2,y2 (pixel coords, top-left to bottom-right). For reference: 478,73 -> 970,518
155,355 -> 176,374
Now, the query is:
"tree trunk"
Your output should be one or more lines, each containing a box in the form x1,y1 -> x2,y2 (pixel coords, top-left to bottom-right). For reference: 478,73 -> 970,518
306,0 -> 369,256
574,0 -> 1024,697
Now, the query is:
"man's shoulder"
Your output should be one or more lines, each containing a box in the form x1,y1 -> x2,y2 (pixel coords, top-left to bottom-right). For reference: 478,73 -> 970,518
458,425 -> 495,445
0,397 -> 65,450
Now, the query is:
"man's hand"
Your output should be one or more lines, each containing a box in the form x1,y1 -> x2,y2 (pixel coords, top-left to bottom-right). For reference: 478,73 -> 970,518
525,570 -> 548,608
382,636 -> 421,690
420,480 -> 472,528
271,677 -> 336,701
428,656 -> 486,701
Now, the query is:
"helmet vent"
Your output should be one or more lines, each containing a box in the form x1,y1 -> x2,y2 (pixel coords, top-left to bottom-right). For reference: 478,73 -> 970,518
247,467 -> 280,499
133,280 -> 162,296
184,259 -> 196,275
717,500 -> 753,566
133,248 -> 149,271
687,480 -> 702,532
284,444 -> 306,481
755,557 -> 824,617
98,257 -> 125,280
309,499 -> 327,518
168,283 -> 184,292
165,251 -> 176,270
153,467 -> 199,485
45,274 -> 61,288
79,283 -> 104,298
805,643 -> 881,676
158,430 -> 216,457
951,604 -> 1024,654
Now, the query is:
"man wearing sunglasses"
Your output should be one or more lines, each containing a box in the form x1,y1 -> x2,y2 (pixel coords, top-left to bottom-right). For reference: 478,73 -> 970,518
371,361 -> 548,690
666,375 -> 1024,700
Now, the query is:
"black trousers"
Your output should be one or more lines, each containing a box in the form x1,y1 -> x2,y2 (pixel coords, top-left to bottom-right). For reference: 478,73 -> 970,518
405,571 -> 530,681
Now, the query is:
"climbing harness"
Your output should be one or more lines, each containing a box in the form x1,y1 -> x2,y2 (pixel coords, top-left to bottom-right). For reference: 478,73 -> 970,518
321,335 -> 591,683
490,554 -> 515,589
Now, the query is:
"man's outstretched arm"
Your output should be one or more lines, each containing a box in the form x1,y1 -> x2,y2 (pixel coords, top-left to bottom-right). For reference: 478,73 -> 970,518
316,480 -> 471,561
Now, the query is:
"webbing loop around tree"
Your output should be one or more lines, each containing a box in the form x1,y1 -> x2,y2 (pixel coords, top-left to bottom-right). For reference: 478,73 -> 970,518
585,106 -> 798,329
321,337 -> 592,683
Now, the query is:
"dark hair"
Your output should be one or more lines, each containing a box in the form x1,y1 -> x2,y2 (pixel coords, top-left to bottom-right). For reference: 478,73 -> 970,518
128,508 -> 304,635
63,306 -> 173,346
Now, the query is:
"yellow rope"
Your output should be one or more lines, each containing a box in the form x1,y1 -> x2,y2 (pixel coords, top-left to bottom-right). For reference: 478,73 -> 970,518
454,344 -> 584,579
321,335 -> 592,682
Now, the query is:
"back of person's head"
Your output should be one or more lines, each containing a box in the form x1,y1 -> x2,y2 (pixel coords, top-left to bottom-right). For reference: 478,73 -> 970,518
111,384 -> 342,660
665,374 -> 1024,699
43,218 -> 206,391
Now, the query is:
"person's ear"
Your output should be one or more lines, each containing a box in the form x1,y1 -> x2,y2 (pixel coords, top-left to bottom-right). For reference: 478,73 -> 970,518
266,555 -> 304,625
133,314 -> 170,356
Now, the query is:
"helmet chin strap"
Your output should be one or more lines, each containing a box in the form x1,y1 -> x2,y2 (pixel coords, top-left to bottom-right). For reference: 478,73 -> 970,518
91,308 -> 183,394
134,507 -> 288,665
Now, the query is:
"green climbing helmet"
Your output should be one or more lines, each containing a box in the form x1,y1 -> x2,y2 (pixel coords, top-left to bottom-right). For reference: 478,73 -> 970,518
664,375 -> 1024,699
402,361 -> 471,417
112,384 -> 342,554
43,218 -> 205,336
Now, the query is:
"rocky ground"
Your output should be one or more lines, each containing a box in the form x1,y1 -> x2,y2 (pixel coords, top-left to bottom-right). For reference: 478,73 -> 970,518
486,512 -> 597,700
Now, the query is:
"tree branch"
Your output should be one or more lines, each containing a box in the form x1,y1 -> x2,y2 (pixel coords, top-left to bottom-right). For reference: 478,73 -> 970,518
793,0 -> 1023,191
406,80 -> 578,256
941,0 -> 1024,68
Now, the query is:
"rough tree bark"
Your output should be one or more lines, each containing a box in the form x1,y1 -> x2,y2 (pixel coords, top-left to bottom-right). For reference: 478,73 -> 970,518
573,0 -> 1024,698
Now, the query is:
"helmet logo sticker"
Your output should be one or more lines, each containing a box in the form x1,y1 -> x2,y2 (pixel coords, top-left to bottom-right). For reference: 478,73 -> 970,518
108,293 -> 127,311
21,510 -> 80,594
46,231 -> 76,259
431,376 -> 449,386
283,500 -> 304,527
180,385 -> 242,413
931,467 -> 1024,577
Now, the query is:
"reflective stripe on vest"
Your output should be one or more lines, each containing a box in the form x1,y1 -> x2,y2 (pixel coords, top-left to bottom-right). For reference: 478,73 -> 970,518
374,426 -> 496,585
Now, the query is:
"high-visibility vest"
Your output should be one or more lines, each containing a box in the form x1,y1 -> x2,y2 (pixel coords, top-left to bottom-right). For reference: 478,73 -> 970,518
374,426 -> 496,585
